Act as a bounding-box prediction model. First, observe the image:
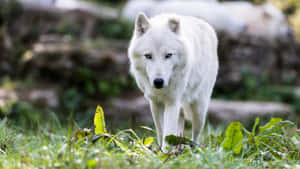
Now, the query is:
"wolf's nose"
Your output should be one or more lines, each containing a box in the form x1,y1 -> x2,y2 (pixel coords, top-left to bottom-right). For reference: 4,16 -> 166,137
153,78 -> 164,89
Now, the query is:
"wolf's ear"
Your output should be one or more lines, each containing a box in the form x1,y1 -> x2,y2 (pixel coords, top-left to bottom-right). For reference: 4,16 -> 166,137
168,18 -> 180,33
135,13 -> 150,36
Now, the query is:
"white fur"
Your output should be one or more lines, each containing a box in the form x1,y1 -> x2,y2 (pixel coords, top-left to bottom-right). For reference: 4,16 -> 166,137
128,13 -> 218,151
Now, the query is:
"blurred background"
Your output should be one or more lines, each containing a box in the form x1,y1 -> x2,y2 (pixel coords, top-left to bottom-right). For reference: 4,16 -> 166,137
0,0 -> 300,130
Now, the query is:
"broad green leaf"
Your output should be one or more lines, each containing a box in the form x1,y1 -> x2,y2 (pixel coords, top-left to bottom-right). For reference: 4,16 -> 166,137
94,105 -> 107,135
87,159 -> 98,168
259,118 -> 282,134
143,137 -> 154,146
252,117 -> 260,134
222,121 -> 243,155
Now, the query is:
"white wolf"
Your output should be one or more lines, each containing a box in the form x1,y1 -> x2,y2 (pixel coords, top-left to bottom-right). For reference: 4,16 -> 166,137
128,13 -> 218,151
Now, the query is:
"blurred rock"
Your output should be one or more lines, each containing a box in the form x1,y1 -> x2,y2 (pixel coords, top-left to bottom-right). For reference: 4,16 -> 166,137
0,89 -> 18,107
216,36 -> 300,87
19,34 -> 300,87
18,0 -> 119,20
104,96 -> 294,124
222,2 -> 292,42
294,87 -> 300,97
2,0 -> 300,87
0,86 -> 59,110
122,0 -> 247,38
0,29 -> 14,75
0,89 -> 18,116
22,35 -> 129,79
122,1 -> 291,41
1,0 -> 300,123
26,88 -> 59,108
122,1 -> 300,87
208,99 -> 294,124
105,96 -> 152,122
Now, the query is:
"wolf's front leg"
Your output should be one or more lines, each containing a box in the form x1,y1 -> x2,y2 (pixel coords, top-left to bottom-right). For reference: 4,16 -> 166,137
149,100 -> 164,147
190,98 -> 209,144
162,103 -> 181,152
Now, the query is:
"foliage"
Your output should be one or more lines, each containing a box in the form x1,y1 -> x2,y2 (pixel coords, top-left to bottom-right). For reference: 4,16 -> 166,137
71,66 -> 137,98
270,0 -> 300,15
95,19 -> 134,40
60,88 -> 85,112
48,18 -> 133,39
222,122 -> 243,154
0,100 -> 45,129
0,107 -> 299,169
290,8 -> 300,39
94,105 -> 107,135
0,0 -> 23,25
51,20 -> 82,37
87,108 -> 300,166
213,72 -> 300,115
0,118 -> 15,153
97,77 -> 136,97
267,0 -> 300,39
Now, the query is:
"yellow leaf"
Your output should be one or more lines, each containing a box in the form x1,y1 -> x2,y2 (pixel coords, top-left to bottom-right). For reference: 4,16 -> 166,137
143,137 -> 154,146
94,105 -> 106,135
87,159 -> 98,168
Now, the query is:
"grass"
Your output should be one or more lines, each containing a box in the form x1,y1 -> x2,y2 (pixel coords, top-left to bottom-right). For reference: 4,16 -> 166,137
0,109 -> 299,169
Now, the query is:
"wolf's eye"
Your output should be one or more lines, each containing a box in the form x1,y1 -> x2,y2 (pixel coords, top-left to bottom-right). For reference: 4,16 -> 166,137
144,54 -> 152,59
165,53 -> 173,59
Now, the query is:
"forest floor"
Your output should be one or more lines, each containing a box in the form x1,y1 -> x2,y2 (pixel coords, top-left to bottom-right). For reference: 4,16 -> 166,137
0,107 -> 299,169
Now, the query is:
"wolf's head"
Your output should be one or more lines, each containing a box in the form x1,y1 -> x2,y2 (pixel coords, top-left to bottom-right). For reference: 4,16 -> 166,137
128,13 -> 187,89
